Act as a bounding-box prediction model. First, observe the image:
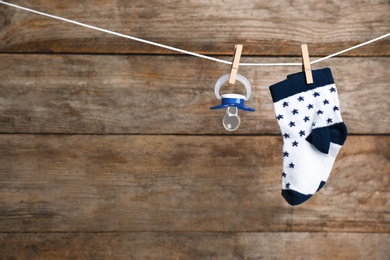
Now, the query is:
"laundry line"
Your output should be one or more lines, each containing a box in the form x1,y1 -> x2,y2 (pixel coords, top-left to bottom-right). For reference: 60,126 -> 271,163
0,1 -> 389,66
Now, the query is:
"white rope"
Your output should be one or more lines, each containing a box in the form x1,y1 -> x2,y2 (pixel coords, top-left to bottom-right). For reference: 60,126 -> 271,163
0,1 -> 232,65
1,1 -> 389,66
310,32 -> 390,64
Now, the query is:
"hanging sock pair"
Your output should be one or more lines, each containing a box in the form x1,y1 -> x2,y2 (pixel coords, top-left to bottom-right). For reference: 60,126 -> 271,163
269,68 -> 347,206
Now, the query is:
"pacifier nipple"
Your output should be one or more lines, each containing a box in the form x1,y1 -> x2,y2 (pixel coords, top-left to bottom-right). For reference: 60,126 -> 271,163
223,106 -> 240,131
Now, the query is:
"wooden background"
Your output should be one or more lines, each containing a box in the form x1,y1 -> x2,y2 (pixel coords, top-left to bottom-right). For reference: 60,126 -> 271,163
0,0 -> 389,259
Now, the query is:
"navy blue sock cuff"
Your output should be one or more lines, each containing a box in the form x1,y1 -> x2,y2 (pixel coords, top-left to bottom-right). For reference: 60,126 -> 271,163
269,68 -> 335,102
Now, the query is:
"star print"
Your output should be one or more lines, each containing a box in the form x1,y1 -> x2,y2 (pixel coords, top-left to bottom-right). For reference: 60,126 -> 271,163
283,101 -> 289,107
289,121 -> 296,127
282,172 -> 287,178
323,99 -> 329,105
292,141 -> 299,147
286,183 -> 291,189
303,116 -> 310,122
277,114 -> 284,120
333,106 -> 339,111
299,130 -> 306,137
283,133 -> 290,139
298,96 -> 304,102
330,87 -> 336,92
292,109 -> 299,115
327,118 -> 333,124
289,163 -> 295,169
317,110 -> 324,115
313,92 -> 320,97
283,151 -> 289,157
307,104 -> 314,110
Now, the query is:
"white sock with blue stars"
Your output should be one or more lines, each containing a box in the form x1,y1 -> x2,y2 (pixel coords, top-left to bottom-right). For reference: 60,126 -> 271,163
269,68 -> 347,206
306,73 -> 348,191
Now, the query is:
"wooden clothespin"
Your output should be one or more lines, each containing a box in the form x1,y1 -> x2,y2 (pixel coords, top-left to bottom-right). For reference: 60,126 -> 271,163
229,44 -> 243,84
301,44 -> 313,84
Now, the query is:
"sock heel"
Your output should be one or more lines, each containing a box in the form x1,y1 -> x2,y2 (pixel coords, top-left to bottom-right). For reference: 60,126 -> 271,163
306,126 -> 331,154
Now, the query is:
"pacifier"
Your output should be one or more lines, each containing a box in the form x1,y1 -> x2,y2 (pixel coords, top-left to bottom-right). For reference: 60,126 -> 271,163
210,73 -> 255,131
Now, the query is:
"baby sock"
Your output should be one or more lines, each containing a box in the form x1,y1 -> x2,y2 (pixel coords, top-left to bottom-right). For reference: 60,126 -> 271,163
305,70 -> 348,191
269,68 -> 347,206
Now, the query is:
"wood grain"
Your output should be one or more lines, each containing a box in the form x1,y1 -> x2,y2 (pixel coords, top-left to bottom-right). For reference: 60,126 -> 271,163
0,135 -> 388,233
0,0 -> 389,55
1,0 -> 389,258
0,54 -> 389,134
1,232 -> 389,259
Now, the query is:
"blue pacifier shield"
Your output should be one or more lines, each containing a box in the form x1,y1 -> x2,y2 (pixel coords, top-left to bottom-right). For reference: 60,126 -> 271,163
210,94 -> 255,112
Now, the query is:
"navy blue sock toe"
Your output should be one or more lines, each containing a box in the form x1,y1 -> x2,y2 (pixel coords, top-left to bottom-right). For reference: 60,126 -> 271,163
282,190 -> 313,206
316,181 -> 326,192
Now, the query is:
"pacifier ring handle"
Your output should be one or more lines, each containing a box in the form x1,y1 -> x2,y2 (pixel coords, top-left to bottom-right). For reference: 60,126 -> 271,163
214,73 -> 252,100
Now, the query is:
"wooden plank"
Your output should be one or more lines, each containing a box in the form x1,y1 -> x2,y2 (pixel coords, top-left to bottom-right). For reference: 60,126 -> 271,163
0,55 -> 389,134
0,0 -> 389,55
0,135 -> 388,233
0,232 -> 389,259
